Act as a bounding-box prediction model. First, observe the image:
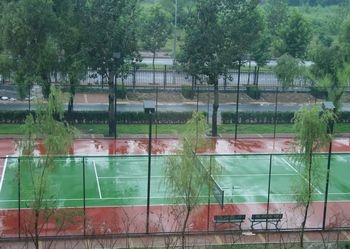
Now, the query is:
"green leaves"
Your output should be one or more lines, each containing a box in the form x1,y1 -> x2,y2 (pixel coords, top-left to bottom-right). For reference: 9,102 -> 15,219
139,4 -> 172,53
276,10 -> 312,59
274,53 -> 303,89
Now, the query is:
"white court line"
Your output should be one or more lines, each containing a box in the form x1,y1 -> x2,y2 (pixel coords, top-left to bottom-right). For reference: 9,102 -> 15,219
93,160 -> 102,199
215,173 -> 297,177
0,156 -> 8,192
281,157 -> 322,194
98,176 -> 169,179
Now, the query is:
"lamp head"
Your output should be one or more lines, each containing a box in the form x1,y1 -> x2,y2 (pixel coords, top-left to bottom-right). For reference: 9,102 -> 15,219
143,100 -> 156,114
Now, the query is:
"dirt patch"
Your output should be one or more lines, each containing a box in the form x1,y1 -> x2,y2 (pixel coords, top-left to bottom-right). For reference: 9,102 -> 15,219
127,90 -> 325,104
75,90 -> 350,104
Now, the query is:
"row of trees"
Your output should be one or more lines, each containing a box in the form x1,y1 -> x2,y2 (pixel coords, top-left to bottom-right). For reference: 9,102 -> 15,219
0,0 -> 350,137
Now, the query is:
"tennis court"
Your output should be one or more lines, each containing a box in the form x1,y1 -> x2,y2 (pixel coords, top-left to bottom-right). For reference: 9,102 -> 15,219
1,138 -> 350,236
1,152 -> 350,210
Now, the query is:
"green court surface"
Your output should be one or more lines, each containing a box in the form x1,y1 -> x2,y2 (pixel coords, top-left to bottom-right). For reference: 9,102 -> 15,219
0,153 -> 350,209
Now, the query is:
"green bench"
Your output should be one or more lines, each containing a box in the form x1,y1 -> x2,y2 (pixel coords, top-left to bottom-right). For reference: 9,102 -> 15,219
250,213 -> 283,229
213,214 -> 246,230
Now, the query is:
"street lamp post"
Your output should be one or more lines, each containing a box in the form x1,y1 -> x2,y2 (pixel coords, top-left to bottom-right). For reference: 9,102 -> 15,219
322,101 -> 335,230
143,100 -> 155,234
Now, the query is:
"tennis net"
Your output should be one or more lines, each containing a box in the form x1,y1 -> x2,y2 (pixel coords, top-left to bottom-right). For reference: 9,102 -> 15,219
193,153 -> 224,209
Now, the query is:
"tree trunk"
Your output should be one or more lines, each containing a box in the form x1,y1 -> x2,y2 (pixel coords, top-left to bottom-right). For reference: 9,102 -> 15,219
67,79 -> 76,113
211,75 -> 219,137
108,73 -> 116,137
181,206 -> 191,249
256,66 -> 260,86
152,51 -> 156,85
300,153 -> 313,248
34,209 -> 39,249
42,73 -> 51,99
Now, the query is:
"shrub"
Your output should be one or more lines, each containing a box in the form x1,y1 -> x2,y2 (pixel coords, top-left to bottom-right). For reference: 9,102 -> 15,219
181,85 -> 195,99
246,85 -> 261,99
221,111 -> 296,124
310,86 -> 328,99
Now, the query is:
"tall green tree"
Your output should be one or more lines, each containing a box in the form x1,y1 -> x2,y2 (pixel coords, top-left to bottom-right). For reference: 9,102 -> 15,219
53,0 -> 88,113
20,85 -> 75,249
274,53 -> 303,89
139,4 -> 172,84
309,18 -> 350,112
164,112 -> 212,249
0,50 -> 13,84
310,47 -> 350,111
263,0 -> 289,57
251,9 -> 271,86
179,0 -> 262,136
1,0 -> 59,98
292,105 -> 335,248
84,0 -> 139,137
275,10 -> 312,59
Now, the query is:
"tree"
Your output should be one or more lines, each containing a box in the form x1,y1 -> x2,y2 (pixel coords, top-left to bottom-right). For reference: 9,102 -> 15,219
263,0 -> 289,57
274,53 -> 303,89
292,105 -> 335,248
139,4 -> 172,84
19,85 -> 75,249
164,112 -> 212,249
0,50 -> 13,84
179,0 -> 262,136
1,0 -> 59,99
52,0 -> 88,113
309,26 -> 350,111
84,0 -> 139,137
275,10 -> 312,59
250,9 -> 271,86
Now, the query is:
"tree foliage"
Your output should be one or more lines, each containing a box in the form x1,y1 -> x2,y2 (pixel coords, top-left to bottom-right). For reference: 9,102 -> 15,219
274,53 -> 303,89
84,0 -> 139,137
179,0 -> 262,136
164,111 -> 211,249
264,0 -> 289,40
292,105 -> 335,248
20,85 -> 75,249
309,17 -> 350,111
275,10 -> 312,59
139,4 -> 172,84
1,0 -> 58,98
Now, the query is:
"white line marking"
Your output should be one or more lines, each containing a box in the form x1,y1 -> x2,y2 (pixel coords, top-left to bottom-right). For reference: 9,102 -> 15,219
98,176 -> 169,179
214,173 -> 297,177
281,157 -> 322,194
93,160 -> 102,199
0,156 -> 8,192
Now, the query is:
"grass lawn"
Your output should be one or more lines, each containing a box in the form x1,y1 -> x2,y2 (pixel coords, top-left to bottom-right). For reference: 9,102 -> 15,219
1,123 -> 349,136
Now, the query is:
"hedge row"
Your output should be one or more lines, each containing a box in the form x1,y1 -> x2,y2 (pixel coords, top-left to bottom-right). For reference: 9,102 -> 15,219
221,111 -> 294,124
221,111 -> 350,124
1,110 -> 350,125
0,111 -> 196,124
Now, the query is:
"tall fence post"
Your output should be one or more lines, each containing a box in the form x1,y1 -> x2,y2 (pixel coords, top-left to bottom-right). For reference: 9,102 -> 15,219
266,154 -> 273,230
163,65 -> 167,89
83,157 -> 86,236
17,157 -> 21,239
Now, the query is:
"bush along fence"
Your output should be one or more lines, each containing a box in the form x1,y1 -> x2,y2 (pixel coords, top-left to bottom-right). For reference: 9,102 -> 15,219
0,111 -> 199,124
221,111 -> 350,124
2,110 -> 350,125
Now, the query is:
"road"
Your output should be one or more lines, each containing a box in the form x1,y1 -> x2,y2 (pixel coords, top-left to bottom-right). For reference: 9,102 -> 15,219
2,102 -> 350,113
